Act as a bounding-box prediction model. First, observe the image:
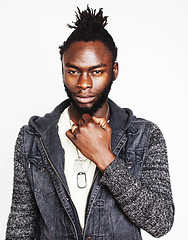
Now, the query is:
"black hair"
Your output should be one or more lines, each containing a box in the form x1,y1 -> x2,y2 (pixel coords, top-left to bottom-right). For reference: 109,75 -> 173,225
59,6 -> 118,63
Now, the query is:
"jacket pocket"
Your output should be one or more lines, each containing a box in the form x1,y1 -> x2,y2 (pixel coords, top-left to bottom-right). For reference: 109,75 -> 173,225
28,156 -> 56,196
125,148 -> 144,178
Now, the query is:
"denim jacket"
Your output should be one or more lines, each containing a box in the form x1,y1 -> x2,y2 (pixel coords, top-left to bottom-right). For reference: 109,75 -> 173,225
6,98 -> 174,240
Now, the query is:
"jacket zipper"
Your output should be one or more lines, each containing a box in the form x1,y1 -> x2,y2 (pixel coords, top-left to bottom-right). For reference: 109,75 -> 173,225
39,137 -> 82,240
39,138 -> 70,194
82,175 -> 101,239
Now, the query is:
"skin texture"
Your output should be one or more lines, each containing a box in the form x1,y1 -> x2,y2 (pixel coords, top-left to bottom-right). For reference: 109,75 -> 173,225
62,40 -> 118,172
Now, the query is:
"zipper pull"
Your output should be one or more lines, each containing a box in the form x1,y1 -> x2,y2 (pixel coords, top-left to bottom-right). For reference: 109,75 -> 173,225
82,228 -> 84,238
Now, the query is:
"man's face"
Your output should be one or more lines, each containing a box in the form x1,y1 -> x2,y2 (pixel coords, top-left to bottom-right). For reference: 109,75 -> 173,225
62,40 -> 118,115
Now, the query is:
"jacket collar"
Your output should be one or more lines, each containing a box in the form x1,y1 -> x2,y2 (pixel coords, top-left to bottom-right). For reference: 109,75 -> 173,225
108,98 -> 133,131
107,99 -> 134,153
29,98 -> 134,137
29,99 -> 70,135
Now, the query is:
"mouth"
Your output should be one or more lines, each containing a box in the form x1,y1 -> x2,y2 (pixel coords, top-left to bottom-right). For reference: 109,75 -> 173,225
75,95 -> 95,104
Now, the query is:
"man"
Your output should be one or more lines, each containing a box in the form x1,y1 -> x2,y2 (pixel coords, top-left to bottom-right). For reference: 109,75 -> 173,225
6,6 -> 174,240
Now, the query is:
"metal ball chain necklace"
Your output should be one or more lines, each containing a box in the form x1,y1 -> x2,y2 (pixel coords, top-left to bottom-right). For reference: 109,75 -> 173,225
68,105 -> 109,189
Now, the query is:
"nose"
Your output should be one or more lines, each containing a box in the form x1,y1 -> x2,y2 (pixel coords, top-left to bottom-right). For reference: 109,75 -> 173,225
77,72 -> 92,90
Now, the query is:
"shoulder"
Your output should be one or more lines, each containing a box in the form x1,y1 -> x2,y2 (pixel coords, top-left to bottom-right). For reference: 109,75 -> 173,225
130,114 -> 164,138
125,112 -> 167,150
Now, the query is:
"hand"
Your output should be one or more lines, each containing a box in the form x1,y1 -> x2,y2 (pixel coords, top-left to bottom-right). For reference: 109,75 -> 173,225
66,114 -> 115,173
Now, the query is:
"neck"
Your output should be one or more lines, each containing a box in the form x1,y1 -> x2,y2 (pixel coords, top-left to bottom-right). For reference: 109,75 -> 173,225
69,100 -> 110,124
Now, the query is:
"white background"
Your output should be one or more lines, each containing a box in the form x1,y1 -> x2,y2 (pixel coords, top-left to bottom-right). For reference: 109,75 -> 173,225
0,0 -> 187,239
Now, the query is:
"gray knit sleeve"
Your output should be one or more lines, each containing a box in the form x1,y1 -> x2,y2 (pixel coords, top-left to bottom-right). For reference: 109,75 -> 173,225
6,127 -> 38,239
100,123 -> 174,238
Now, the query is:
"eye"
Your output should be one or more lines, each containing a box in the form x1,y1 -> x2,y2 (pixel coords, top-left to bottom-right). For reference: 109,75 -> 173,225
67,70 -> 79,76
91,70 -> 104,76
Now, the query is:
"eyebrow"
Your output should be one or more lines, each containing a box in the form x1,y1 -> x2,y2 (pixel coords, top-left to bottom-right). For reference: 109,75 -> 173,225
65,63 -> 107,71
89,64 -> 107,70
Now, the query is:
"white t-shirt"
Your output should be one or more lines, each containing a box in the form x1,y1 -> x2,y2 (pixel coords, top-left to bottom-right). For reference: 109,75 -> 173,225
58,107 -> 96,228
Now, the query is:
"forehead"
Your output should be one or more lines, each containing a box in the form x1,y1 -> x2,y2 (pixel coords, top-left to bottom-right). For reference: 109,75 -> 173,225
63,41 -> 113,68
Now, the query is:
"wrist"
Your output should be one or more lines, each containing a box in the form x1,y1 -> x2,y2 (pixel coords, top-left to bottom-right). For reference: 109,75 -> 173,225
96,151 -> 115,173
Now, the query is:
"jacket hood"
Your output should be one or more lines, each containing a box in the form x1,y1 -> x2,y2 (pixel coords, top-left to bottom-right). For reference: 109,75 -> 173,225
28,98 -> 134,136
29,99 -> 70,135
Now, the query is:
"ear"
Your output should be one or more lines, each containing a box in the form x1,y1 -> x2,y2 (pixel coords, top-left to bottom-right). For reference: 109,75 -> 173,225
61,55 -> 65,74
112,62 -> 119,81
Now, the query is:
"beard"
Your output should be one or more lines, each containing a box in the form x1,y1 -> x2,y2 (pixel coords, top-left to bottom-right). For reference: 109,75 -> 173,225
64,74 -> 114,116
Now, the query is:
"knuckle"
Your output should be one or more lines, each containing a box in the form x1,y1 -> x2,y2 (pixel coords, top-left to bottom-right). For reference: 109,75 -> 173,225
87,121 -> 93,127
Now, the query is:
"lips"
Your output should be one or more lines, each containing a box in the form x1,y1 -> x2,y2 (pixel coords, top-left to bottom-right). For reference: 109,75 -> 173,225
75,95 -> 95,104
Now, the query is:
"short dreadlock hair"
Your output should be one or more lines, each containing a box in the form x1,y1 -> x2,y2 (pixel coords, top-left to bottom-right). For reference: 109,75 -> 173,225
59,6 -> 118,64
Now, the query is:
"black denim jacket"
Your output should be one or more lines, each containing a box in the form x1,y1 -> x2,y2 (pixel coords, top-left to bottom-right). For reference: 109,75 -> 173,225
6,99 -> 174,240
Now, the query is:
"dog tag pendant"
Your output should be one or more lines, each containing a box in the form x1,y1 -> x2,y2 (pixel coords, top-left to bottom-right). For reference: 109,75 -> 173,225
77,172 -> 87,188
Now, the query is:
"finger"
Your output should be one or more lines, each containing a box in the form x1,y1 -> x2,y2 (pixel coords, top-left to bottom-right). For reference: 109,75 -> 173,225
66,129 -> 75,141
66,128 -> 80,144
71,124 -> 79,134
92,116 -> 108,129
78,118 -> 84,128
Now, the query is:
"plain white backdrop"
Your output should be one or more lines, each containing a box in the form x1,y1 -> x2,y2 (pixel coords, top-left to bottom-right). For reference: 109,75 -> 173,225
0,0 -> 187,239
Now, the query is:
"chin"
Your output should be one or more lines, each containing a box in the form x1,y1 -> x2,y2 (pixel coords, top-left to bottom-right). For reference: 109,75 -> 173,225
73,101 -> 99,116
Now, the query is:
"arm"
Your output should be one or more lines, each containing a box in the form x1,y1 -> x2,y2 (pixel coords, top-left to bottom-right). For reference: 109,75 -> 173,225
6,127 -> 38,240
66,114 -> 115,172
100,123 -> 174,237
